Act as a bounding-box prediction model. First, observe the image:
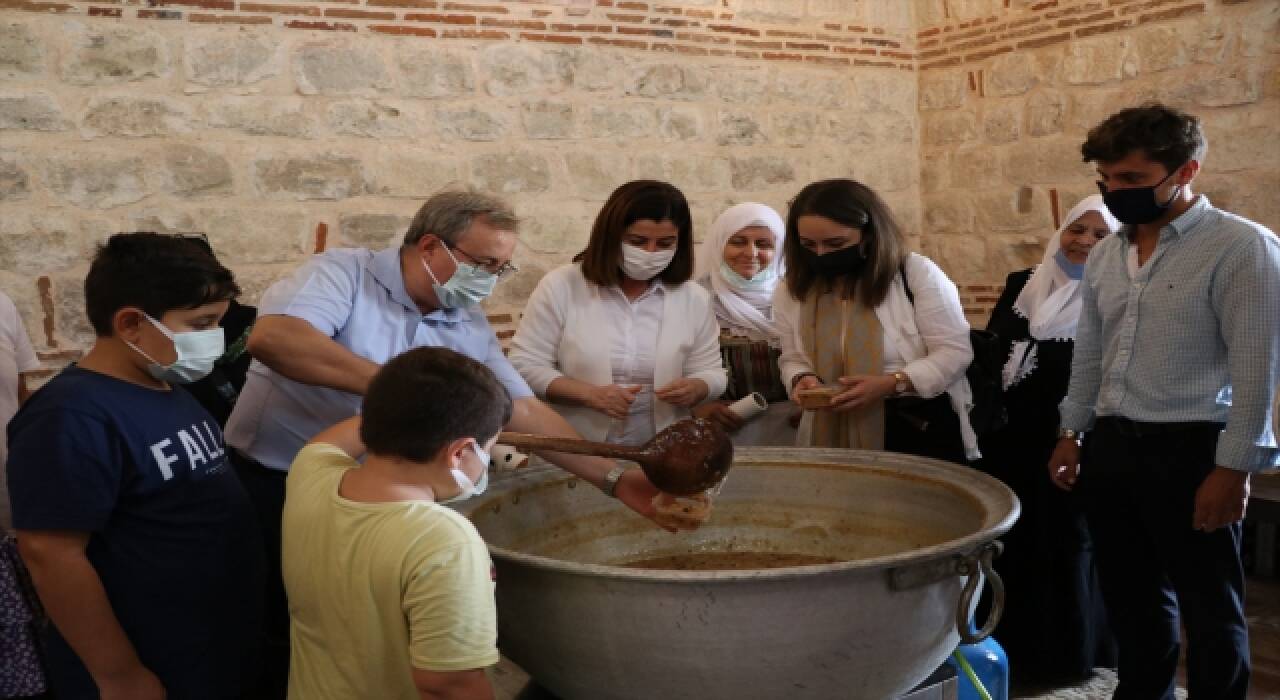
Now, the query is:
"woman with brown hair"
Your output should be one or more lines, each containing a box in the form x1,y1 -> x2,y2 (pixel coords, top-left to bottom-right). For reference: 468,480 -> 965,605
776,179 -> 977,462
509,180 -> 726,446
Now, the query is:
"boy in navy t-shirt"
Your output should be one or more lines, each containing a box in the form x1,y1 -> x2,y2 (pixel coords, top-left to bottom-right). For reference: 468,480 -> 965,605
6,233 -> 264,699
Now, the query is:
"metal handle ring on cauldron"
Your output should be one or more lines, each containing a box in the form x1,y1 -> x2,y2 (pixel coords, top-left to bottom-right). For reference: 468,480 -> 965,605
955,541 -> 1005,645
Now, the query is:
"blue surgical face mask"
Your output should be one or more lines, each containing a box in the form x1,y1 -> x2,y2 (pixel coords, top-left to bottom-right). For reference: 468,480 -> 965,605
1053,249 -> 1086,280
422,245 -> 497,309
125,313 -> 225,384
441,442 -> 490,505
720,261 -> 776,292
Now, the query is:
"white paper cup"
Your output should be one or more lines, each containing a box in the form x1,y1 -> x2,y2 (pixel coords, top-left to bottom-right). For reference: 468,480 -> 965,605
727,392 -> 768,421
490,444 -> 528,470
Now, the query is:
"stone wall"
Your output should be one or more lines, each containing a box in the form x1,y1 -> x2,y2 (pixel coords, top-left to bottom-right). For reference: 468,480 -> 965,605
0,0 -> 920,375
916,0 -> 1280,316
2,0 -> 1277,374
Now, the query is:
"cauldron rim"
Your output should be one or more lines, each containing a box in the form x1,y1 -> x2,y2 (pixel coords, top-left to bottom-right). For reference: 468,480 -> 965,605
459,447 -> 1020,583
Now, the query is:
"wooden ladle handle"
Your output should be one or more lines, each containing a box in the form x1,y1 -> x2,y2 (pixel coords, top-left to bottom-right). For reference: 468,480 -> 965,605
497,431 -> 647,464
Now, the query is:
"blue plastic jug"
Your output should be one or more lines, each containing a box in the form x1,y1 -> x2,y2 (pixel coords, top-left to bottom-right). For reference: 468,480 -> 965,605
946,630 -> 1009,700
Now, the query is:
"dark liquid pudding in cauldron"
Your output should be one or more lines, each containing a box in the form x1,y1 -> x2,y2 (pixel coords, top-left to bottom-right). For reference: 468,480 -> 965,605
623,552 -> 840,570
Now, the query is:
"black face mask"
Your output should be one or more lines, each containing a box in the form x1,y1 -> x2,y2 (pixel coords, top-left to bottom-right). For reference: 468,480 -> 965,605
808,244 -> 867,278
1098,168 -> 1182,226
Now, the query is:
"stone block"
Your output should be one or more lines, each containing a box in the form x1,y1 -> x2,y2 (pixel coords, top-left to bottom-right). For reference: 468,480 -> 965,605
923,193 -> 975,236
480,44 -> 569,98
1133,25 -> 1190,74
125,208 -> 197,234
398,47 -> 475,99
633,154 -> 731,193
198,207 -> 308,264
295,44 -> 391,96
206,98 -> 318,138
714,67 -> 771,104
588,104 -> 656,140
517,209 -> 592,254
436,107 -> 508,142
717,111 -> 767,146
1026,90 -> 1067,137
253,154 -> 367,200
486,255 -> 553,309
1237,6 -> 1279,59
564,152 -> 622,198
949,147 -> 1002,190
988,234 -> 1047,279
770,111 -> 819,148
162,144 -> 232,197
856,150 -> 914,193
921,152 -> 949,195
825,113 -> 877,146
62,27 -> 169,86
0,156 -> 29,200
523,101 -> 576,140
185,33 -> 278,87
81,96 -> 192,138
924,111 -> 977,146
921,234 -> 989,284
52,272 -> 95,347
1062,37 -> 1128,85
0,22 -> 45,79
627,63 -> 708,100
982,101 -> 1021,145
0,213 -> 112,282
974,187 -> 1054,234
338,213 -> 410,250
737,0 -> 805,23
771,71 -> 850,110
1001,138 -> 1089,185
45,153 -> 149,209
471,152 -> 551,194
368,150 -> 463,199
987,52 -> 1039,97
566,48 -> 620,92
657,106 -> 702,142
327,100 -> 423,139
0,92 -> 68,131
919,70 -> 967,111
1192,67 -> 1261,107
730,155 -> 795,191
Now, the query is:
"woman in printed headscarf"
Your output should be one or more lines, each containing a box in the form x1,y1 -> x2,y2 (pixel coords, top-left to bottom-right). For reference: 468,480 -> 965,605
978,194 -> 1120,685
691,202 -> 796,446
775,179 -> 976,462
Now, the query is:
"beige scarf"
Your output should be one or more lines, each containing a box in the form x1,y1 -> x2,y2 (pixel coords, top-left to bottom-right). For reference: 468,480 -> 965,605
801,287 -> 884,448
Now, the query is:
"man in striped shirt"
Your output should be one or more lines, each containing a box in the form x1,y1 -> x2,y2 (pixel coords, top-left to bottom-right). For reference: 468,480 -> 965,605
1048,104 -> 1280,700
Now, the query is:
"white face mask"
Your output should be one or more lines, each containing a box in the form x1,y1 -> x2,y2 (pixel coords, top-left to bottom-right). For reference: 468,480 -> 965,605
441,442 -> 490,505
620,243 -> 676,281
125,313 -> 225,384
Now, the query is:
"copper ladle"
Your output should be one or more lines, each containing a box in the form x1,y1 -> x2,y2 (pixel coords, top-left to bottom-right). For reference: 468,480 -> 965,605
497,417 -> 734,496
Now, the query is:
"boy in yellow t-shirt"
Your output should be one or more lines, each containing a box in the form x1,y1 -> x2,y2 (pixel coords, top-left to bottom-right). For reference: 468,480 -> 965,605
281,347 -> 511,700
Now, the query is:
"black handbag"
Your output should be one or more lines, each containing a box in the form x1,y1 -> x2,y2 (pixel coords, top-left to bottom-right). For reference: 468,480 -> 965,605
900,263 -> 1008,437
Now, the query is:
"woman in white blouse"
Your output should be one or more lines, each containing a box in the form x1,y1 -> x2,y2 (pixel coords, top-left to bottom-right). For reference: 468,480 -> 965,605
510,180 -> 727,446
691,202 -> 796,446
776,179 -> 977,462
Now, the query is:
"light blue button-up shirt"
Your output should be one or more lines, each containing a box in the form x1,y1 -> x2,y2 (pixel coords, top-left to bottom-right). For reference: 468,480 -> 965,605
1059,196 -> 1280,471
225,247 -> 532,471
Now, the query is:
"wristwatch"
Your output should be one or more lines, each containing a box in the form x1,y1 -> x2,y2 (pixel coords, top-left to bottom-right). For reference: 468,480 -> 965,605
891,371 -> 909,396
602,464 -> 629,498
1057,428 -> 1083,442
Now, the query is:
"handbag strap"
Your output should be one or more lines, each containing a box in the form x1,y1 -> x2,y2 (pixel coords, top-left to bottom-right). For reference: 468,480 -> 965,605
900,261 -> 914,306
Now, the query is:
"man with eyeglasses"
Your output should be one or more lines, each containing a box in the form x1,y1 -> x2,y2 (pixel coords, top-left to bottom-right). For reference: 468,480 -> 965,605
224,189 -> 681,699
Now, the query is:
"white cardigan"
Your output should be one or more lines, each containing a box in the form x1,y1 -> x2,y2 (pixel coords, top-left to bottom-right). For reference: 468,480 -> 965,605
509,263 -> 728,443
773,253 -> 980,459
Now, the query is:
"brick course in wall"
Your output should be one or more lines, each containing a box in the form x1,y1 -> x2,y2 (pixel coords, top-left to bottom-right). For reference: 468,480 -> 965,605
0,0 -> 919,69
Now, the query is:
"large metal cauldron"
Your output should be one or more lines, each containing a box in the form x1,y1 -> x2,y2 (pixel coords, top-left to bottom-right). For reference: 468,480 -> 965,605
459,448 -> 1019,700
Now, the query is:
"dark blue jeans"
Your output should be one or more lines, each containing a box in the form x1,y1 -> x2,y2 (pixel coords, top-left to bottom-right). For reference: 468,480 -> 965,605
1080,418 -> 1249,700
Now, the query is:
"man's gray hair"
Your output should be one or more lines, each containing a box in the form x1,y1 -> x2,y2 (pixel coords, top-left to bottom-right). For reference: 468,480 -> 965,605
403,189 -> 520,247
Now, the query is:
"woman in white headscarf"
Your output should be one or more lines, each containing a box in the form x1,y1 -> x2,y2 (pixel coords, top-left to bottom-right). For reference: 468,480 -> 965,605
691,202 -> 796,446
977,194 -> 1120,685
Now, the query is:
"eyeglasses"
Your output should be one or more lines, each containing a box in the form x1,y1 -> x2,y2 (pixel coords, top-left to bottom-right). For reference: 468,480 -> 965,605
448,243 -> 519,280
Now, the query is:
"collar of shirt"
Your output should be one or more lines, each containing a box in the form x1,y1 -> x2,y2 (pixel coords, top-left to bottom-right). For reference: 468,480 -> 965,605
367,246 -> 467,324
1118,194 -> 1213,245
605,279 -> 667,304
